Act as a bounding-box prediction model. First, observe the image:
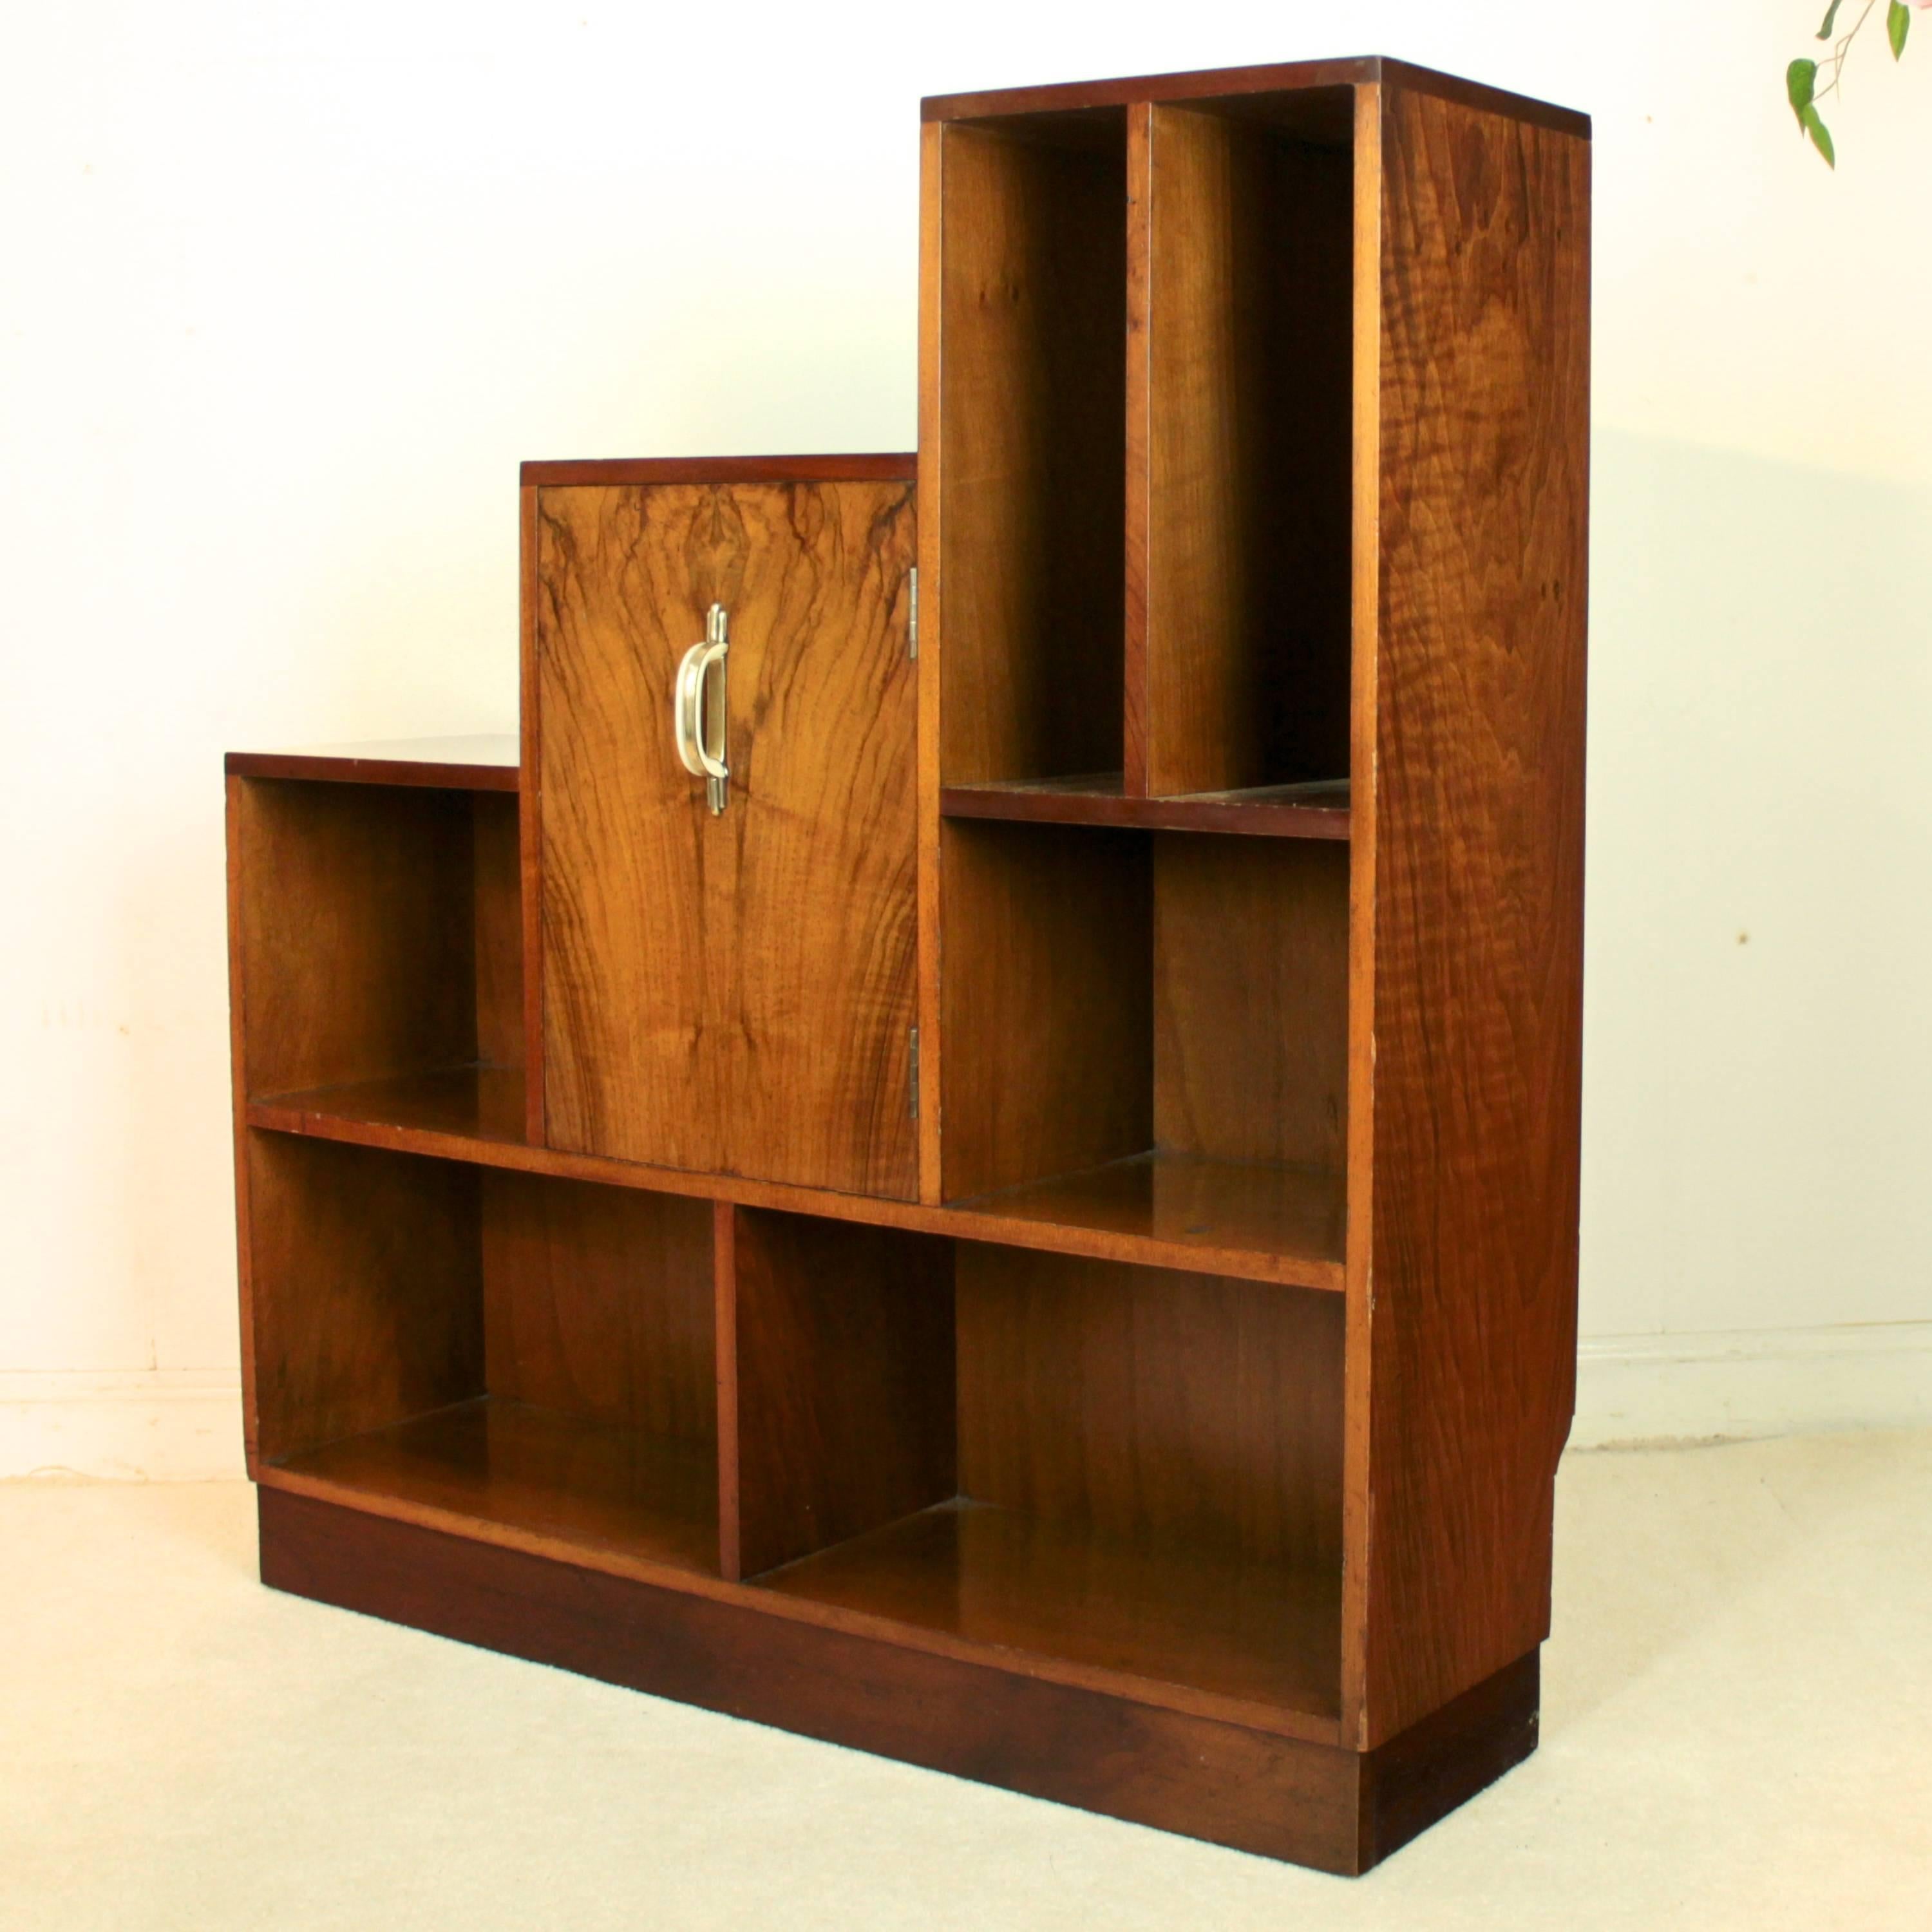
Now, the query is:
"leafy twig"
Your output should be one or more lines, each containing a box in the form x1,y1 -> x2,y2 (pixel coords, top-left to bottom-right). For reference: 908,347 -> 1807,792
1786,0 -> 1915,166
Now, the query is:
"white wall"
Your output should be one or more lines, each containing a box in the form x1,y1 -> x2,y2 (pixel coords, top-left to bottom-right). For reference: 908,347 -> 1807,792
3,1 -> 1928,1474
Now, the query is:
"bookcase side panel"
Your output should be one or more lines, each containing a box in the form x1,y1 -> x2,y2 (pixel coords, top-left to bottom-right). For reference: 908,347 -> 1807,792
1358,86 -> 1589,1748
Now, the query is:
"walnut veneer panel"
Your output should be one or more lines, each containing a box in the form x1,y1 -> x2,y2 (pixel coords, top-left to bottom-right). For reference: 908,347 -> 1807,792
1354,86 -> 1589,1747
536,480 -> 918,1198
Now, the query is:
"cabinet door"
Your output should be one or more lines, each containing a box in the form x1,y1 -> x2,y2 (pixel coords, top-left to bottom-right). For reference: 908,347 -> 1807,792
536,479 -> 918,1199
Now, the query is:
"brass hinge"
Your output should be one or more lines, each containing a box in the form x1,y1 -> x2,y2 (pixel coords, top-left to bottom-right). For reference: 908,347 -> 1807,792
909,1026 -> 920,1119
907,567 -> 919,659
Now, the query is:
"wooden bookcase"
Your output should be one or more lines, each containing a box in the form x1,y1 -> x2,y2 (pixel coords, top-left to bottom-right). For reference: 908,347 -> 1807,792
227,57 -> 1588,1875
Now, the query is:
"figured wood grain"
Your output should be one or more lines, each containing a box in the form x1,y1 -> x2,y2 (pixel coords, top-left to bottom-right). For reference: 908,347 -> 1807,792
480,1171 -> 715,1444
938,820 -> 1151,1200
536,479 -> 919,1198
1144,105 -> 1352,794
243,1132 -> 482,1465
725,1210 -> 956,1580
1153,833 -> 1350,1169
936,120 -> 1126,784
956,1245 -> 1343,1571
234,778 -> 480,1100
276,1398 -> 719,1575
1355,86 -> 1589,1747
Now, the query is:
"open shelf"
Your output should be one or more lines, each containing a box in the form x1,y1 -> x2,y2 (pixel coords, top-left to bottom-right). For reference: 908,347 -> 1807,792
1134,91 -> 1355,796
939,820 -> 1350,1219
942,773 -> 1348,839
230,773 -> 525,1124
952,1150 -> 1343,1280
757,1499 -> 1341,1721
936,107 -> 1128,786
276,1396 -> 717,1575
734,1224 -> 1345,1722
243,1134 -> 718,1573
253,1065 -> 529,1146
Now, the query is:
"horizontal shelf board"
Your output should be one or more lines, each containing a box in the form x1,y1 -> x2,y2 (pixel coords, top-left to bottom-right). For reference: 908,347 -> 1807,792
274,1397 -> 719,1575
755,1500 -> 1342,1725
253,1065 -> 529,1145
226,735 -> 520,791
258,1468 -> 1343,1745
942,774 -> 1349,839
245,1104 -> 1347,1293
950,1153 -> 1346,1282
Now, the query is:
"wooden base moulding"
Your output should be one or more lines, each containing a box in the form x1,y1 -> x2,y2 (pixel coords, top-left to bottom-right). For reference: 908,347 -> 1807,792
258,1487 -> 1540,1877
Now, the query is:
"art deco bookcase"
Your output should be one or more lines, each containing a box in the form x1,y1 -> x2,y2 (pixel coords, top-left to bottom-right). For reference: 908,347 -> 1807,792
225,57 -> 1588,1875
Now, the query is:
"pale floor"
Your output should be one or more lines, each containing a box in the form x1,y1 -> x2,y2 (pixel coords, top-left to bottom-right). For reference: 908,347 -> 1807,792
3,1431 -> 1928,1931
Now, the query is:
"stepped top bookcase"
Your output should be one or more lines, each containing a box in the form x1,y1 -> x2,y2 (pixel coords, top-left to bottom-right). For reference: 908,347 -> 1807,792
226,55 -> 1588,1875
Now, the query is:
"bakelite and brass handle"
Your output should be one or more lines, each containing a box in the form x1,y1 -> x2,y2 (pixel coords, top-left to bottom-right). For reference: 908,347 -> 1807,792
674,603 -> 729,815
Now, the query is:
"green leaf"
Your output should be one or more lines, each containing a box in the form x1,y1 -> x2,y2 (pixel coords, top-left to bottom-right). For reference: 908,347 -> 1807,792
1889,0 -> 1910,58
1788,57 -> 1818,125
1817,0 -> 1844,37
1802,102 -> 1837,167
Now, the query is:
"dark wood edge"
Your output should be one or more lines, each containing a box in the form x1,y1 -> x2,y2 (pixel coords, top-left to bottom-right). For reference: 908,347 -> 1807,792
1361,1651 -> 1540,1867
940,785 -> 1350,840
713,1202 -> 743,1582
518,483 -> 545,1146
256,1478 -> 1342,1747
1379,60 -> 1591,141
922,57 -> 1588,141
226,777 -> 261,1479
240,1109 -> 1347,1294
520,455 -> 919,487
224,752 -> 519,793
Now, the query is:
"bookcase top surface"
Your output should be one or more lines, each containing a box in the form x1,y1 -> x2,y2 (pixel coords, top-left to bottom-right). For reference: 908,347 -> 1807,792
920,55 -> 1589,141
226,735 -> 519,791
520,453 -> 917,488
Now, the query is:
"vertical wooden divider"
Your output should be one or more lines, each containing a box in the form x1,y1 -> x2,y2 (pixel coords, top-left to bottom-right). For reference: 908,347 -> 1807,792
714,1200 -> 742,1580
518,480 -> 546,1148
723,1211 -> 956,1582
1339,78 -> 1383,1754
1123,102 -> 1153,799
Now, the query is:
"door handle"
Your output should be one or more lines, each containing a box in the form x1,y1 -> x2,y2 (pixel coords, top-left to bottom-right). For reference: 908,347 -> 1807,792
674,603 -> 730,815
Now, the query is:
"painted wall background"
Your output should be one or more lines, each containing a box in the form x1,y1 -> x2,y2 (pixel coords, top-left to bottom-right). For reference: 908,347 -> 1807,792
3,0 -> 1927,1472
